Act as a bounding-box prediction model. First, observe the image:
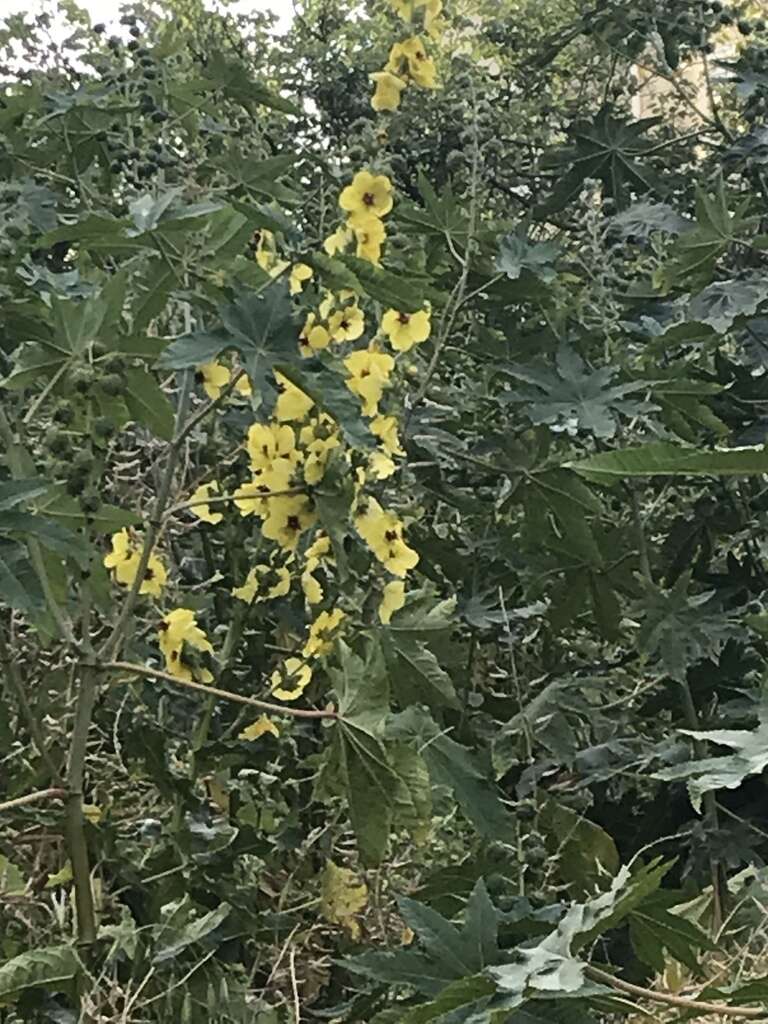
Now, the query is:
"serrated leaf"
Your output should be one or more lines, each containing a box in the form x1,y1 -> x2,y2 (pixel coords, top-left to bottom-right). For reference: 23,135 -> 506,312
688,276 -> 768,334
123,366 -> 175,441
497,232 -> 559,284
567,442 -> 768,484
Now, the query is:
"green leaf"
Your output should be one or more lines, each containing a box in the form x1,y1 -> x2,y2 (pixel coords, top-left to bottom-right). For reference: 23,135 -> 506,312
160,285 -> 298,400
567,442 -> 768,484
0,540 -> 42,612
391,742 -> 433,844
497,232 -> 559,284
202,52 -> 300,115
629,896 -> 716,973
0,945 -> 79,1002
538,802 -> 620,896
383,633 -> 459,710
338,255 -> 433,313
153,902 -> 232,964
463,880 -> 500,970
688,275 -> 768,334
0,479 -> 50,511
655,706 -> 768,812
343,949 -> 457,997
399,974 -> 496,1023
0,511 -> 89,565
123,366 -> 175,441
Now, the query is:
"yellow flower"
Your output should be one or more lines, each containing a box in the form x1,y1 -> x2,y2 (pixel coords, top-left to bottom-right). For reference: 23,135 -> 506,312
104,529 -> 167,596
188,481 -> 223,525
323,225 -> 353,256
275,371 -> 315,422
368,451 -> 397,479
271,657 -> 312,701
381,308 -> 431,352
304,434 -> 340,486
197,362 -> 231,400
234,461 -> 296,517
290,262 -> 314,295
352,214 -> 386,264
379,579 -> 406,624
234,371 -> 252,397
371,414 -> 405,456
344,348 -> 395,417
239,715 -> 280,741
233,563 -> 292,604
386,36 -> 437,89
339,170 -> 394,220
299,312 -> 331,356
303,608 -> 346,659
158,608 -> 214,683
328,305 -> 365,343
422,0 -> 443,36
371,71 -> 407,112
262,493 -> 316,551
246,422 -> 297,472
355,498 -> 419,576
301,532 -> 333,605
389,0 -> 413,16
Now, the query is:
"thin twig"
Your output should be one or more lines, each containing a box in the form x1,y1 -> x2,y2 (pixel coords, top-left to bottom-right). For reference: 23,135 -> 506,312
585,965 -> 766,1019
290,947 -> 301,1024
103,661 -> 338,720
0,788 -> 66,814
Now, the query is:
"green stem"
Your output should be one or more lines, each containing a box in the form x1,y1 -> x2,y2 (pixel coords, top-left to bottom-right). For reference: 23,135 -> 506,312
65,663 -> 99,945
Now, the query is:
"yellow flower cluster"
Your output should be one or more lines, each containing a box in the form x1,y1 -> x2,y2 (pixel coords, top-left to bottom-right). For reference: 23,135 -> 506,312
233,562 -> 292,605
298,293 -> 366,358
355,497 -> 419,577
301,532 -> 334,605
344,348 -> 395,417
371,34 -> 438,112
104,529 -> 167,597
189,481 -> 223,525
323,170 -> 394,266
381,307 -> 431,352
158,608 -> 214,683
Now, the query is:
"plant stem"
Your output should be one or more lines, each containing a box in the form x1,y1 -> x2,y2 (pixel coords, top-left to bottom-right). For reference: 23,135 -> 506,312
0,620 -> 63,784
103,660 -> 337,719
0,788 -> 66,814
585,965 -> 763,1019
65,663 -> 99,945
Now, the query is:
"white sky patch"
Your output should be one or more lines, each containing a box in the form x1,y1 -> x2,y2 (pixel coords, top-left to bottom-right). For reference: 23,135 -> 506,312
2,0 -> 295,32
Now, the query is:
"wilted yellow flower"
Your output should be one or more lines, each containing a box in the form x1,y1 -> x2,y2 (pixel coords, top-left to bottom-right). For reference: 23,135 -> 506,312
371,70 -> 407,112
246,422 -> 297,472
323,225 -> 353,256
386,36 -> 437,89
274,372 -> 315,422
379,579 -> 406,624
381,308 -> 431,352
158,608 -> 214,683
344,348 -> 395,416
239,715 -> 280,741
352,214 -> 386,264
371,414 -> 405,456
328,305 -> 365,343
188,481 -> 224,525
290,262 -> 314,295
233,563 -> 292,604
339,170 -> 394,221
299,312 -> 331,356
303,608 -> 346,659
355,498 -> 419,576
104,529 -> 167,597
262,493 -> 316,551
271,657 -> 312,701
301,532 -> 334,605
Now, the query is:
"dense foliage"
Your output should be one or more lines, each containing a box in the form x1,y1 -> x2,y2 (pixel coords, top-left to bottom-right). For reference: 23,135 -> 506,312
4,0 -> 768,1021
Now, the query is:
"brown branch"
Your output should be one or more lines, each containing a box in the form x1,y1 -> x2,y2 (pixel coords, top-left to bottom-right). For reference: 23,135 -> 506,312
103,661 -> 338,720
586,966 -> 767,1019
0,788 -> 67,814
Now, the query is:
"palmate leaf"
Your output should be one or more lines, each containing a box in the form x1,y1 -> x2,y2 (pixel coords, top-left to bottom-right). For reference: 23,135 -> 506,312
499,347 -> 654,439
536,107 -> 662,215
687,274 -> 768,334
628,892 -> 717,973
634,574 -> 737,682
159,283 -> 298,400
0,945 -> 79,1002
655,704 -> 768,812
